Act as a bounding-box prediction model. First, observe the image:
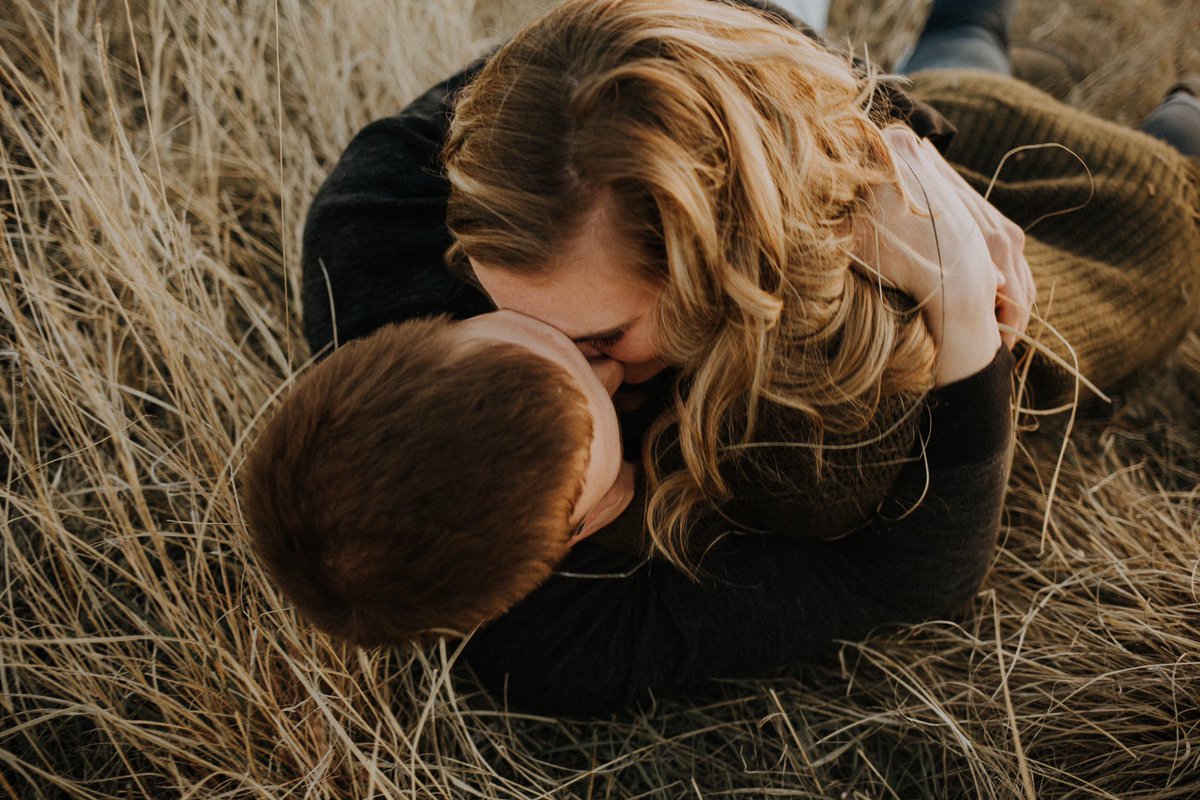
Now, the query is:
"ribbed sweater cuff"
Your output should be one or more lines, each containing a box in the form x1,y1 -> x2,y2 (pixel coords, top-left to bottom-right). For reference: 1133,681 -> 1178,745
924,346 -> 1013,467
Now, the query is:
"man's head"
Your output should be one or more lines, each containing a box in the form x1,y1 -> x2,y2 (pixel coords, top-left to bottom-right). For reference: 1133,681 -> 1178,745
240,313 -> 630,647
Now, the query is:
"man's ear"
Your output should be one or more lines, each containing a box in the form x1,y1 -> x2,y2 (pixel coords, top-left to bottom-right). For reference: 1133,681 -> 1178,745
569,461 -> 636,546
566,519 -> 589,547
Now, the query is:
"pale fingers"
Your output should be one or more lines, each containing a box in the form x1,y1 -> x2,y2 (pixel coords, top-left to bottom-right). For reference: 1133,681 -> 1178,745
920,139 -> 1032,347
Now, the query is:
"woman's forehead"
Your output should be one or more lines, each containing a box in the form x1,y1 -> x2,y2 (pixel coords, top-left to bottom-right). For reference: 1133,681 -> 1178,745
470,253 -> 655,339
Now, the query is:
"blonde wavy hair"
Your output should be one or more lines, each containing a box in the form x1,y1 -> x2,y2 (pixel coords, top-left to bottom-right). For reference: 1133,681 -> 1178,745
444,0 -> 936,573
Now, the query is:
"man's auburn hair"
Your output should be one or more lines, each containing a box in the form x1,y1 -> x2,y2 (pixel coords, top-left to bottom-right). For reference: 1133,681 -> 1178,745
240,316 -> 594,646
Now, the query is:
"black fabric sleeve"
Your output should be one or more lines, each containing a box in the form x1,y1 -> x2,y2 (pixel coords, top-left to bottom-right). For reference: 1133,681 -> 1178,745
463,347 -> 1013,717
300,60 -> 493,356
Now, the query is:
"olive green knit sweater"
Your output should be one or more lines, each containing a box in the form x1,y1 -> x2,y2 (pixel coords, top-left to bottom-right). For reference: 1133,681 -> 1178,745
912,70 -> 1200,408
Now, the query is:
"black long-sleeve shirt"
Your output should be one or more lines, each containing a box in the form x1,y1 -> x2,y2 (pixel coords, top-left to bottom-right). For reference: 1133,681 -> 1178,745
465,348 -> 1011,715
299,5 -> 1008,717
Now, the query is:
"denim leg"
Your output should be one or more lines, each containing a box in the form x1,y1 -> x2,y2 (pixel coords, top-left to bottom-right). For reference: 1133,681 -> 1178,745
898,26 -> 1012,75
1138,91 -> 1200,159
897,0 -> 1015,76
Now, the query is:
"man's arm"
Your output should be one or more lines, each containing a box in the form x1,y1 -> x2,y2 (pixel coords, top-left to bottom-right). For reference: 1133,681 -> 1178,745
300,61 -> 492,356
463,347 -> 1012,717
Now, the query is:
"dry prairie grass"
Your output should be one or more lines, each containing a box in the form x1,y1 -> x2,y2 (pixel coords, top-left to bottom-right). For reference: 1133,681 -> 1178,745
2,0 -> 1199,797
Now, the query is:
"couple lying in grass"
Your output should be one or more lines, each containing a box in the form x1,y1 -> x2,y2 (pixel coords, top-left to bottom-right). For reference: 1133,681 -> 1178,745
240,0 -> 1200,715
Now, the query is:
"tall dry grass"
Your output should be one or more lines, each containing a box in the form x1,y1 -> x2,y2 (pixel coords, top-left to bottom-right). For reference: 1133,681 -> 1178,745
1,0 -> 1198,797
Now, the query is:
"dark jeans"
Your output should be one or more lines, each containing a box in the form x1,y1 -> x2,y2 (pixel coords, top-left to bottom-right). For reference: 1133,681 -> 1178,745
900,15 -> 1200,159
899,25 -> 1012,76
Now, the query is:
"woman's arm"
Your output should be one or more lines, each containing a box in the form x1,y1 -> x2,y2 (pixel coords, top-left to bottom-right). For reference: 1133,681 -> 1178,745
464,345 -> 1012,717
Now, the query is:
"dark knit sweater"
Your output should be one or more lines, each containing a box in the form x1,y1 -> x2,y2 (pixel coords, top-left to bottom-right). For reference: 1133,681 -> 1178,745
464,347 -> 1012,716
905,71 -> 1200,408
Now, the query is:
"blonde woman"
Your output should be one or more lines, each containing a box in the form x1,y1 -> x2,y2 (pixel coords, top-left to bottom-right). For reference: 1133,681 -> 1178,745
300,0 -> 1199,714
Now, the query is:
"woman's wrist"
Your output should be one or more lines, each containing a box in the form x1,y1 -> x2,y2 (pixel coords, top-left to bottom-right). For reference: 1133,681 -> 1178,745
931,313 -> 1003,388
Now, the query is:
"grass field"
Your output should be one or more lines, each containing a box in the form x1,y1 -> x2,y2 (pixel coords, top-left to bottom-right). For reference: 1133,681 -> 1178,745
2,0 -> 1199,796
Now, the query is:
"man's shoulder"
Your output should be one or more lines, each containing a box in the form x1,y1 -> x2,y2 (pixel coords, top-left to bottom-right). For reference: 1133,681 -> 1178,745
313,57 -> 490,200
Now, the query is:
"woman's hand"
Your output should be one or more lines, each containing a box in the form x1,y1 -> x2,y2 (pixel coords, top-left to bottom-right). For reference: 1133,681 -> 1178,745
919,134 -> 1034,349
851,128 -> 1004,387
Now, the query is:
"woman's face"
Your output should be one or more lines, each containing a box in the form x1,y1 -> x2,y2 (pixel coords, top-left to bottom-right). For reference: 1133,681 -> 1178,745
469,196 -> 668,385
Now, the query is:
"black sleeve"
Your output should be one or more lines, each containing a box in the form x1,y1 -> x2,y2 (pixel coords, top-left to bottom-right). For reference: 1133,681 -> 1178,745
463,347 -> 1013,717
300,60 -> 493,356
